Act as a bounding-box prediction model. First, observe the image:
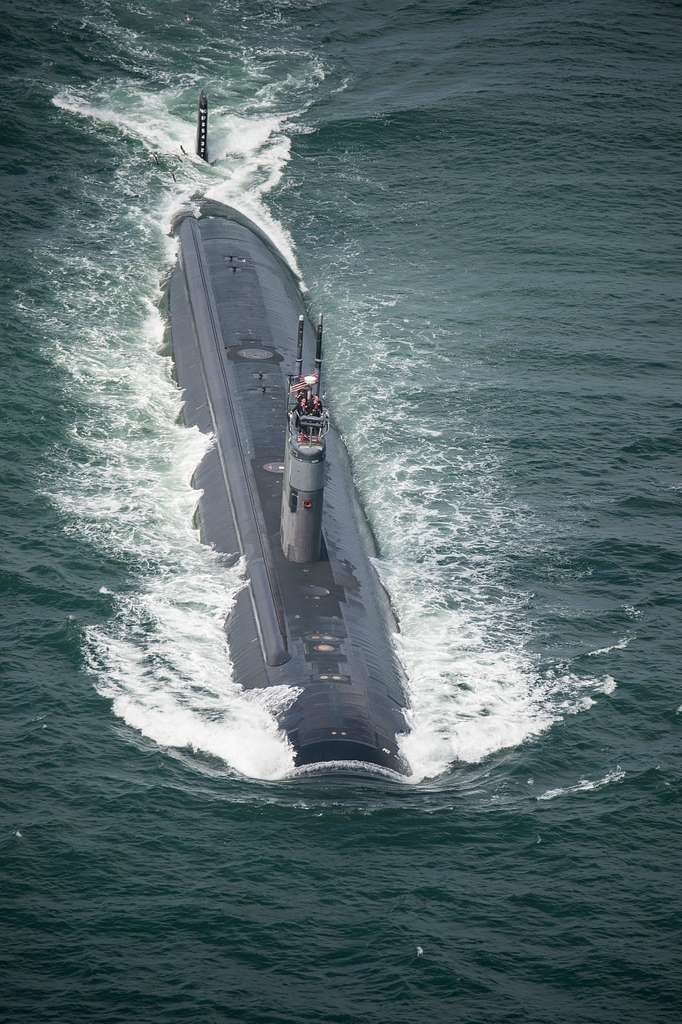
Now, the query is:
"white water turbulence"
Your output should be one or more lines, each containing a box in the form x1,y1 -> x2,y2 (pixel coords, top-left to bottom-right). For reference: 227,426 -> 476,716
537,769 -> 626,802
48,52 -> 325,779
384,497 -> 623,783
52,84 -> 302,276
48,39 -> 617,785
328,295 -> 621,785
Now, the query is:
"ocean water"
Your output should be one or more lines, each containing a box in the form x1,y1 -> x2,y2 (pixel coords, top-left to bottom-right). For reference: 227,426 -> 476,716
2,1 -> 681,1020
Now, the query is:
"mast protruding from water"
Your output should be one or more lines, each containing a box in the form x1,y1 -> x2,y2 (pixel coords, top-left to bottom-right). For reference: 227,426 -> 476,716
196,90 -> 208,161
314,313 -> 323,396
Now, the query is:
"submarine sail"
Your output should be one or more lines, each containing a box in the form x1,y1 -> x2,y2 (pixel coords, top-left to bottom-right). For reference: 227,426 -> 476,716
168,199 -> 409,773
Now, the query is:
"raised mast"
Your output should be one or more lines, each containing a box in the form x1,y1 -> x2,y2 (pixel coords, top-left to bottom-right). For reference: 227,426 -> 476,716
196,90 -> 208,161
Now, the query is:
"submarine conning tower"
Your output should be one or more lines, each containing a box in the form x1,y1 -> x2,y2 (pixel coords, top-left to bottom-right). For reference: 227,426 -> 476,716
280,314 -> 328,563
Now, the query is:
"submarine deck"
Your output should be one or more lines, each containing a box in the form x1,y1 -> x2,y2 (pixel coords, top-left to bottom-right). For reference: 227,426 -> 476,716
168,209 -> 408,772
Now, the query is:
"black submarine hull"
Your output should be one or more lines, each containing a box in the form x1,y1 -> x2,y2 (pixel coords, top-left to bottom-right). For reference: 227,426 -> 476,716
168,203 -> 409,773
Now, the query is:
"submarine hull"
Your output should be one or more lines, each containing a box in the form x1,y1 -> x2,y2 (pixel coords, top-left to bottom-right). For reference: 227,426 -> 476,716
168,204 -> 409,773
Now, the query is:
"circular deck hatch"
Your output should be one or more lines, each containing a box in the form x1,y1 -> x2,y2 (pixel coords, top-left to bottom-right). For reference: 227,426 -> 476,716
237,347 -> 272,360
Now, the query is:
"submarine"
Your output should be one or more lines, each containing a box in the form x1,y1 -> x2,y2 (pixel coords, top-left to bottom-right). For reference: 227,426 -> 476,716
166,95 -> 410,773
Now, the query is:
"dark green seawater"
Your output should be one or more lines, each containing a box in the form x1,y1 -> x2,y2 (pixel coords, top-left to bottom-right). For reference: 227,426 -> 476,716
2,1 -> 681,1020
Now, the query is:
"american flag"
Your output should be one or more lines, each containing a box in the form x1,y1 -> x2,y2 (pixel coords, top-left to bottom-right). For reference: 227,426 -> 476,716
289,373 -> 318,395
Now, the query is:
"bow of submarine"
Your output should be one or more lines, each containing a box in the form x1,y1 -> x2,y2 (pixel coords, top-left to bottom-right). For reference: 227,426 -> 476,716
167,203 -> 410,775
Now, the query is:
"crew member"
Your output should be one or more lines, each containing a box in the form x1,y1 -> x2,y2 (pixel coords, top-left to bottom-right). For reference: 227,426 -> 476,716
294,393 -> 309,430
307,393 -> 324,438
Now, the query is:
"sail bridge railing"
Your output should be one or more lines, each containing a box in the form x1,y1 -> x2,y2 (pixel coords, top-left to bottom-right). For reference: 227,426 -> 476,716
288,410 -> 330,445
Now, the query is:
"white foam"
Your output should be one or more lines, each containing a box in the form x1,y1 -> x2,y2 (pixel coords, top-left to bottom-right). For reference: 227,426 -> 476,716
204,110 -> 302,278
52,88 -> 302,278
391,604 -> 555,782
595,675 -> 618,695
53,88 -> 195,158
538,769 -> 625,801
48,60 -> 325,779
587,637 -> 632,657
291,760 -> 407,783
54,301 -> 297,780
332,305 -> 621,784
95,639 -> 298,781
